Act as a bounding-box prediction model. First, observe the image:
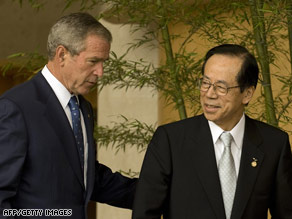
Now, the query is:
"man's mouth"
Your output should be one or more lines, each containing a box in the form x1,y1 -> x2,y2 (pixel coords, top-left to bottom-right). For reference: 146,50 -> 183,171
204,103 -> 220,112
205,104 -> 220,108
86,81 -> 97,85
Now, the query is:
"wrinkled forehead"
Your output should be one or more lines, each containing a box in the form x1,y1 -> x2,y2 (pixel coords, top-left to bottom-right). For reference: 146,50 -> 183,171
203,54 -> 243,82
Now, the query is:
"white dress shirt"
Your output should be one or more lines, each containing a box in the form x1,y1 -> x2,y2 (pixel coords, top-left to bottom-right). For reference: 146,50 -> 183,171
41,65 -> 88,187
208,114 -> 245,177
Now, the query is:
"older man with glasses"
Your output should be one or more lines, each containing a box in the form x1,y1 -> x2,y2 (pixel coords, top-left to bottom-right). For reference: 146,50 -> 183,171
132,44 -> 292,219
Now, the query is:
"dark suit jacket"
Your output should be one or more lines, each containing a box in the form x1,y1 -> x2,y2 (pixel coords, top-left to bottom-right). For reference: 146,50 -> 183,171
0,72 -> 136,219
132,114 -> 292,219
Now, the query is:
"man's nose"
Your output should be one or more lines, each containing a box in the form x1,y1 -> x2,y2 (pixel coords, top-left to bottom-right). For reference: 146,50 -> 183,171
93,62 -> 104,77
205,84 -> 218,98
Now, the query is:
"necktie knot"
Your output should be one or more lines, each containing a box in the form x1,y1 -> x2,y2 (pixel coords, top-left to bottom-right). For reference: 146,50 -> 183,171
68,96 -> 79,112
220,132 -> 232,148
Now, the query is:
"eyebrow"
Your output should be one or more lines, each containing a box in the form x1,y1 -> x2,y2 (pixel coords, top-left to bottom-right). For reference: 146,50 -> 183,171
87,57 -> 109,62
203,76 -> 228,85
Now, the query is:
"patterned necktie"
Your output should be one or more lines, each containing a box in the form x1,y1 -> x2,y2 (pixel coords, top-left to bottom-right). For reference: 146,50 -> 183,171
218,132 -> 236,219
68,96 -> 84,172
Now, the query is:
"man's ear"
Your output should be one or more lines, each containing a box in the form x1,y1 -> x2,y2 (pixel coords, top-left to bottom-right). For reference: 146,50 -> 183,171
55,45 -> 68,65
242,86 -> 255,105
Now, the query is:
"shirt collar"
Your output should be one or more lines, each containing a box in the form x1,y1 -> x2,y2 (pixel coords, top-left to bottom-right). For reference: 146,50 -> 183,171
208,114 -> 245,149
41,65 -> 72,110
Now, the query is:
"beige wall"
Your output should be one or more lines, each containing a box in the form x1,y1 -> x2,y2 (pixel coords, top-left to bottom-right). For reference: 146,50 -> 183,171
96,21 -> 159,218
0,1 -> 79,59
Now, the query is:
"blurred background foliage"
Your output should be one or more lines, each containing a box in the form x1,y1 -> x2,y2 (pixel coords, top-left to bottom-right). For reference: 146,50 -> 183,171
4,0 -> 292,154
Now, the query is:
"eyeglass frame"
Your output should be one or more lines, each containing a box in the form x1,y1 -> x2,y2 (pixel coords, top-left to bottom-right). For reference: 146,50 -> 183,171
198,77 -> 241,96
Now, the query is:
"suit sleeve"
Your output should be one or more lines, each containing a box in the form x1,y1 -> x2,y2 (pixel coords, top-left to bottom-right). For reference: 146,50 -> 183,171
270,133 -> 292,218
132,126 -> 172,219
83,97 -> 137,209
0,99 -> 27,218
90,161 -> 137,209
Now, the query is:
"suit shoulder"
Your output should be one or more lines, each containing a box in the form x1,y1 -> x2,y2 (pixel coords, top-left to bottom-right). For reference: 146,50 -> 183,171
0,73 -> 48,104
247,116 -> 288,138
160,114 -> 204,128
156,114 -> 205,137
1,79 -> 32,98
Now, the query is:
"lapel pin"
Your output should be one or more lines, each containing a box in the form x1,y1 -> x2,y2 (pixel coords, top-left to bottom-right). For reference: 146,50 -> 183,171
88,114 -> 90,118
251,158 -> 258,167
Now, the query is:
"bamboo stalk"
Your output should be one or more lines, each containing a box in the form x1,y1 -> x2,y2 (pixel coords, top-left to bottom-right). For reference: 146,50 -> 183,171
158,0 -> 187,120
287,0 -> 292,75
249,0 -> 278,127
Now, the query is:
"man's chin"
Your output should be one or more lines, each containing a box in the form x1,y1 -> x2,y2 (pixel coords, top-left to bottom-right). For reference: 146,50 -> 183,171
203,112 -> 218,122
75,89 -> 91,96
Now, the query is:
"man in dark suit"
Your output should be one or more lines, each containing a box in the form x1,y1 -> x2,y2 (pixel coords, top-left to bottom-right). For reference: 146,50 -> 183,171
0,12 -> 136,218
132,44 -> 292,219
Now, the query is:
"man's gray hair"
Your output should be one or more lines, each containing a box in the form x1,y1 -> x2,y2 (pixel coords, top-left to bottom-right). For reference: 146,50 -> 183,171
47,12 -> 112,60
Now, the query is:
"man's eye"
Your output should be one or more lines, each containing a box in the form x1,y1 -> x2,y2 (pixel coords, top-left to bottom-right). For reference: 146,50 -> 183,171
202,81 -> 210,86
216,85 -> 227,91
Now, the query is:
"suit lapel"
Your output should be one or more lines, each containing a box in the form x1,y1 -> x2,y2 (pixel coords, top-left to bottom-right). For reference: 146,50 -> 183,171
34,73 -> 85,189
179,114 -> 264,219
79,96 -> 96,198
231,116 -> 264,219
187,115 -> 226,218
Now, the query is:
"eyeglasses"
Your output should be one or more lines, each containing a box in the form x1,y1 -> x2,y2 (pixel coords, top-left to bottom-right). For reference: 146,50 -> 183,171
198,78 -> 240,96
